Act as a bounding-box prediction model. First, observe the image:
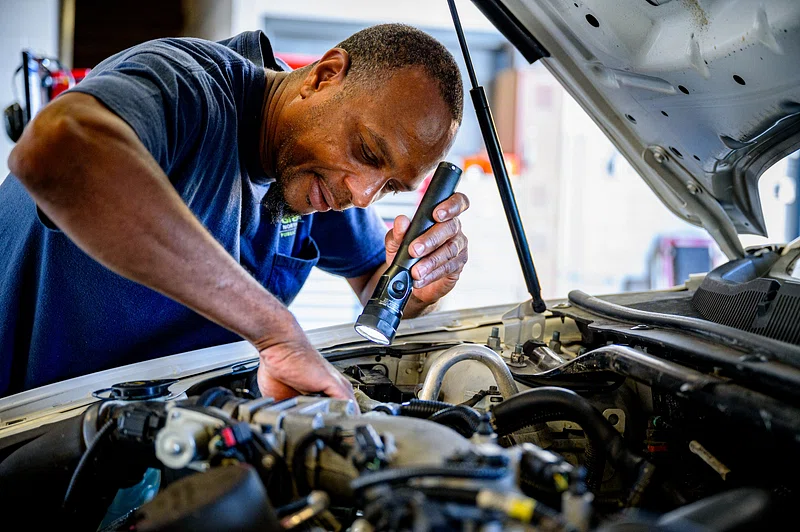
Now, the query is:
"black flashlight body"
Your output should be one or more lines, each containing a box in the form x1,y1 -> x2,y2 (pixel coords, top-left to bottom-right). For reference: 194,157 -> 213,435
354,161 -> 462,345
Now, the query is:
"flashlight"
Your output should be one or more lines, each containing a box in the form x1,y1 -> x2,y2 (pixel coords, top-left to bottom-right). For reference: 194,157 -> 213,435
354,161 -> 462,345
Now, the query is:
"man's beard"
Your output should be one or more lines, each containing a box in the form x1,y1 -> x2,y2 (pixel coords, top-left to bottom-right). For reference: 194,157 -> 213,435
262,179 -> 297,224
263,91 -> 344,223
262,130 -> 301,223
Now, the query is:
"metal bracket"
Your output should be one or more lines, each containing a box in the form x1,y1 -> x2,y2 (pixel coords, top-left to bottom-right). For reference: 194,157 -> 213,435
502,299 -> 546,348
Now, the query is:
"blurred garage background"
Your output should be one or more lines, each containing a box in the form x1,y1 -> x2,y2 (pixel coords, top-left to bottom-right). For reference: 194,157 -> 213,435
2,0 -> 798,330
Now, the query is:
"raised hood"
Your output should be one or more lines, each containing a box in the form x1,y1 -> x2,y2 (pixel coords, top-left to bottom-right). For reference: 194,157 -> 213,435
474,0 -> 800,259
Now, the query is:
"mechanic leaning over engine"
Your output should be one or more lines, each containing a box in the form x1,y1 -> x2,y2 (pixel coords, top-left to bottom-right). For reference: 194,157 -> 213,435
0,25 -> 469,399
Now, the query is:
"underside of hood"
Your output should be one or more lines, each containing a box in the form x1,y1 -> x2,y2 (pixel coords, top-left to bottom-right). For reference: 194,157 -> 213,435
474,0 -> 800,259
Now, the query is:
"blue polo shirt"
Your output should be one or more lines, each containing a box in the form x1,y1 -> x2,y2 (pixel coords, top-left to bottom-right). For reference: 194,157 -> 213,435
0,31 -> 387,396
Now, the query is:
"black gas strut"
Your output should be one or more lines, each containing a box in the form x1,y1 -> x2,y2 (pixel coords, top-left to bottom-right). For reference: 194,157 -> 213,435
447,0 -> 546,313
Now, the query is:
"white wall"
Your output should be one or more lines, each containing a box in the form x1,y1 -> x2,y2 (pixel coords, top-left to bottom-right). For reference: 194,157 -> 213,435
231,0 -> 496,34
0,0 -> 60,181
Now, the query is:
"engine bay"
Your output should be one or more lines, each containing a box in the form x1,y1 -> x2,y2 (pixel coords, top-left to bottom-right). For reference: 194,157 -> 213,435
1,288 -> 799,531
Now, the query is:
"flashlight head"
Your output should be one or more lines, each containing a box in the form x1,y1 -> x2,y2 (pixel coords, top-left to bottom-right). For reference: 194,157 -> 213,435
355,304 -> 400,345
354,265 -> 412,344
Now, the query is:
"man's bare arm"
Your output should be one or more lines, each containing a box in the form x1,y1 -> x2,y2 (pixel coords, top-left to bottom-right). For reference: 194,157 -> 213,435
9,93 -> 353,400
10,93 -> 289,342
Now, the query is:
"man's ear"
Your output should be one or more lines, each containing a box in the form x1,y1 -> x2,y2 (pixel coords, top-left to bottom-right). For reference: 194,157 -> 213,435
299,48 -> 350,98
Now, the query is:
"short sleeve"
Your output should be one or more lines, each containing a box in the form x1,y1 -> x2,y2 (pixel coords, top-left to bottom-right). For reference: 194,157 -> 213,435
67,48 -> 207,174
311,206 -> 388,278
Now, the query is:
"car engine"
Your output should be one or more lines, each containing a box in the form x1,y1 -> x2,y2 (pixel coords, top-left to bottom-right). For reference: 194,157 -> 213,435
1,250 -> 799,531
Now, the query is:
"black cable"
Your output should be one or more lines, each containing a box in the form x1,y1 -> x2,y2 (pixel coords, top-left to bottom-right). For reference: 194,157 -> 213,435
251,429 -> 292,505
275,495 -> 312,519
399,399 -> 453,418
398,400 -> 482,437
458,390 -> 488,407
322,341 -> 468,362
251,429 -> 286,469
428,406 -> 481,438
291,429 -> 344,496
351,465 -> 508,492
292,432 -> 319,496
62,418 -> 116,511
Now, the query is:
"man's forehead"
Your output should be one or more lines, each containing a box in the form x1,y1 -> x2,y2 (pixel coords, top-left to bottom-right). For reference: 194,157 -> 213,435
354,70 -> 455,185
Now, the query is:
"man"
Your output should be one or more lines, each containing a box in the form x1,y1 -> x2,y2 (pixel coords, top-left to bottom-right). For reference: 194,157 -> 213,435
0,25 -> 469,400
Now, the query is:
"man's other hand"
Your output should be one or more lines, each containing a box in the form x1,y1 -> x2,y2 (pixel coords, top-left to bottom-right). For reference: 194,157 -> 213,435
385,192 -> 470,312
255,329 -> 356,405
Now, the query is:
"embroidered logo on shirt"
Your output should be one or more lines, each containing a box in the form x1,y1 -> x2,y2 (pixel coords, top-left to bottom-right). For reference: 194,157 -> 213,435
280,214 -> 301,238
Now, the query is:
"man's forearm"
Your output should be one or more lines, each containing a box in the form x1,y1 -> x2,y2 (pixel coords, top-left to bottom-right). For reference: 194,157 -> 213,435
403,294 -> 439,318
9,93 -> 296,345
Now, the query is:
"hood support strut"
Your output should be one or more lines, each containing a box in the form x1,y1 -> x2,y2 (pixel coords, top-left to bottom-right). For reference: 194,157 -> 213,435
447,0 -> 547,313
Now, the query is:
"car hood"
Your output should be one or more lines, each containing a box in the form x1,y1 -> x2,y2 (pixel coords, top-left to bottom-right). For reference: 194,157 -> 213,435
474,0 -> 800,259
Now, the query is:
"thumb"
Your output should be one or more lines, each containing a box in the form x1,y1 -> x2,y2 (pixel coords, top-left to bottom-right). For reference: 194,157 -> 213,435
385,215 -> 410,256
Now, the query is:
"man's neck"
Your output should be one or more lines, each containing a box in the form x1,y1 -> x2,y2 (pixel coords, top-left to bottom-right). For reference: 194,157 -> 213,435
259,69 -> 294,178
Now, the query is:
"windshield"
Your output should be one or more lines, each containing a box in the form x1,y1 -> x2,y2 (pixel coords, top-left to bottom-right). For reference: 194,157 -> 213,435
739,150 -> 800,251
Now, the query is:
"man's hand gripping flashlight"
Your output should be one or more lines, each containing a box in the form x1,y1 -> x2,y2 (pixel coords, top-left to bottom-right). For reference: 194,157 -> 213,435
354,161 -> 462,345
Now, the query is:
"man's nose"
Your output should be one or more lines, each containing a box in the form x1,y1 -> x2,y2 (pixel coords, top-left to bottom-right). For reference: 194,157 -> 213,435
344,172 -> 387,208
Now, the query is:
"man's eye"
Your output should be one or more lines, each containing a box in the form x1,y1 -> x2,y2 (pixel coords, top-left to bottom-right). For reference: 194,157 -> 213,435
361,142 -> 379,166
386,181 -> 399,195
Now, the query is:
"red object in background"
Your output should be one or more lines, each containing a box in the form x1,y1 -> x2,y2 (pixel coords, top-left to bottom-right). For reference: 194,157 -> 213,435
50,68 -> 91,99
275,52 -> 320,70
463,152 -> 521,176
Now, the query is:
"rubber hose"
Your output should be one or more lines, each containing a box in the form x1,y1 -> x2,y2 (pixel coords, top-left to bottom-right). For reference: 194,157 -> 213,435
197,387 -> 234,408
399,399 -> 454,418
62,418 -> 117,511
459,390 -> 488,407
582,435 -> 605,490
492,387 -> 644,479
428,406 -> 481,438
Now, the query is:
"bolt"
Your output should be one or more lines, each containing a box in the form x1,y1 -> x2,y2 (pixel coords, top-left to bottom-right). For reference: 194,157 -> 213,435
653,151 -> 665,164
261,454 -> 276,470
487,327 -> 502,353
607,413 -> 620,425
166,438 -> 184,455
686,182 -> 699,194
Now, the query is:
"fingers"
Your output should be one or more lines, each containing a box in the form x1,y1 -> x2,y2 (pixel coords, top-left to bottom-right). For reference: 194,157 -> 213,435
328,374 -> 359,412
257,370 -> 300,401
407,193 -> 469,259
409,217 -> 462,259
385,214 -> 410,255
411,232 -> 467,281
413,246 -> 468,288
433,192 -> 470,222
